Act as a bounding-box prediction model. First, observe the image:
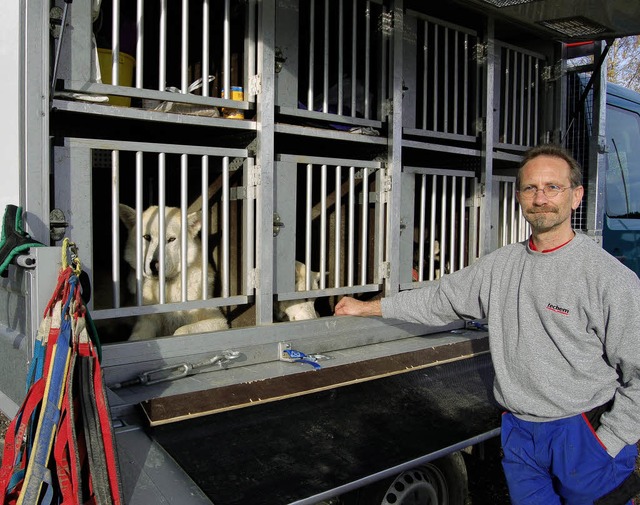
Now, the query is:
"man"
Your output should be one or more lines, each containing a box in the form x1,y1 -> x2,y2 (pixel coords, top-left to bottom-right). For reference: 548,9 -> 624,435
335,144 -> 640,504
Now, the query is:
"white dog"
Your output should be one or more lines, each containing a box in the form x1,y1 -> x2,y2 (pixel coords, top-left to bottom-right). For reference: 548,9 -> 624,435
119,204 -> 228,340
276,261 -> 321,321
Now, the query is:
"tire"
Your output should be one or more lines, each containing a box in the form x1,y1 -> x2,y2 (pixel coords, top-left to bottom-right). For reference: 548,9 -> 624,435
349,452 -> 469,505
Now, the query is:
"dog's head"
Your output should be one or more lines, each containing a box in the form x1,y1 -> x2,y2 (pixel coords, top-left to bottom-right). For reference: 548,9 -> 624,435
120,204 -> 202,280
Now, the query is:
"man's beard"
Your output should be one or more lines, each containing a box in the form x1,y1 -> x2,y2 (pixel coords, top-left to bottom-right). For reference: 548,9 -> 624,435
525,206 -> 559,231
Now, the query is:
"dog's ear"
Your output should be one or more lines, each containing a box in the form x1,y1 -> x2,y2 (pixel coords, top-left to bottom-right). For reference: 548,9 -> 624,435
119,204 -> 136,230
187,211 -> 202,236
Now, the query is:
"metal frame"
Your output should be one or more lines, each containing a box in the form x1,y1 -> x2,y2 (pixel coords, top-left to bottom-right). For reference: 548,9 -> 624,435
403,9 -> 479,141
41,0 -> 566,355
55,138 -> 252,325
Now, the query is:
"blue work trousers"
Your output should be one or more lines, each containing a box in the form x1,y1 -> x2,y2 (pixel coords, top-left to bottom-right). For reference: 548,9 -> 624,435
501,412 -> 637,505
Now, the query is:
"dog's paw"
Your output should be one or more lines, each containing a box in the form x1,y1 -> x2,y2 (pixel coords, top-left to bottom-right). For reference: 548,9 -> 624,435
172,325 -> 190,336
173,317 -> 229,336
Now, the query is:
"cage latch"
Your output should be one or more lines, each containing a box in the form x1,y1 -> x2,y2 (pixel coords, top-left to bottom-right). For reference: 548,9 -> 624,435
273,213 -> 285,237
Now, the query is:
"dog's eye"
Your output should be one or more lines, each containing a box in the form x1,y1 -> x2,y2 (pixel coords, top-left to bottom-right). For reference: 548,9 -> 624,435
143,234 -> 151,241
167,237 -> 177,243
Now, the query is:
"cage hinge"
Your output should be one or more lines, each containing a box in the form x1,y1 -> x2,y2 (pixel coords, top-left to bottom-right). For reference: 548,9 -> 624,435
379,261 -> 391,280
230,187 -> 247,201
474,43 -> 488,63
250,165 -> 262,187
249,74 -> 262,96
379,172 -> 392,203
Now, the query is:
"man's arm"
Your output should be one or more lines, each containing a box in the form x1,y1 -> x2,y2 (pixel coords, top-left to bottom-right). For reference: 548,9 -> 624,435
334,297 -> 382,317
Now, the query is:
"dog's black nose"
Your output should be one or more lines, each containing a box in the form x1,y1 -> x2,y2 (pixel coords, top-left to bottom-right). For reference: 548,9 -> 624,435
150,260 -> 160,275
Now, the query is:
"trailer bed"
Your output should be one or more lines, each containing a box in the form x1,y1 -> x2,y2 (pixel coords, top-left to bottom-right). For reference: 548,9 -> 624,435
141,352 -> 500,505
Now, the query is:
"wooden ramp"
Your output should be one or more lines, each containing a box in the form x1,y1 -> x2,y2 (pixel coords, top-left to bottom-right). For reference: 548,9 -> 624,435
141,337 -> 490,426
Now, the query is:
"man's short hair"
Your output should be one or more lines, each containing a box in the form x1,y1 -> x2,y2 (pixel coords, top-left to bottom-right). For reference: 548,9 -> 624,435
516,144 -> 583,188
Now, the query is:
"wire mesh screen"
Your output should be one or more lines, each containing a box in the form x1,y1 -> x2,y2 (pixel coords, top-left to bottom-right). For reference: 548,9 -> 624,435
565,71 -> 592,231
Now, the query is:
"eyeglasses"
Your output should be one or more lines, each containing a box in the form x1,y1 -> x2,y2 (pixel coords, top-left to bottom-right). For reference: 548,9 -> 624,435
517,185 -> 572,199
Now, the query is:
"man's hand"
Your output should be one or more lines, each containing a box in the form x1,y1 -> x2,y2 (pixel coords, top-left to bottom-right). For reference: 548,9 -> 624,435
334,297 -> 382,317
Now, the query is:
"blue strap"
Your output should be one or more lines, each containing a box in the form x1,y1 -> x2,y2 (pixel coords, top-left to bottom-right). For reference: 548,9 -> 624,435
469,321 -> 489,331
283,349 -> 322,370
25,339 -> 46,392
19,281 -> 75,504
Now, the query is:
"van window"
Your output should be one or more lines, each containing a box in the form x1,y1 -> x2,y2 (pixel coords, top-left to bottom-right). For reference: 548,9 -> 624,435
606,104 -> 640,218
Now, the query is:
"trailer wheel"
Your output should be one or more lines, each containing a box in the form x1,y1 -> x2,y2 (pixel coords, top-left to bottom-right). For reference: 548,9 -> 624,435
353,452 -> 468,505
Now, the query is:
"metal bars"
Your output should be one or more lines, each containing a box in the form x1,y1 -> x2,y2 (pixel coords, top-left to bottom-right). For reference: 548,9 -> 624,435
410,170 -> 475,283
276,155 -> 385,299
299,0 -> 385,121
80,139 -> 250,323
498,45 -> 543,148
409,12 -> 478,138
497,178 -> 530,247
86,0 -> 254,109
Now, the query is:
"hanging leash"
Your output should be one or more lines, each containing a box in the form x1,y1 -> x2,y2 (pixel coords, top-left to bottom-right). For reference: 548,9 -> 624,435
0,239 -> 123,505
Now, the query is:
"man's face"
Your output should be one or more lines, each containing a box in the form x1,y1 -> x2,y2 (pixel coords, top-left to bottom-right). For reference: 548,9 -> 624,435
516,155 -> 584,234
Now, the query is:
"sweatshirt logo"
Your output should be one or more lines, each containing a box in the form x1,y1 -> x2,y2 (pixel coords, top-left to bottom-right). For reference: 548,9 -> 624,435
546,303 -> 569,316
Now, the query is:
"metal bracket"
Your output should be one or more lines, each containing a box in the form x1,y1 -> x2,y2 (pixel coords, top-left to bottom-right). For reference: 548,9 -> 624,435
542,62 -> 564,82
278,341 -> 292,361
597,135 -> 608,154
49,208 -> 68,242
474,43 -> 488,63
273,213 -> 285,237
49,6 -> 64,39
230,187 -> 247,201
275,47 -> 287,74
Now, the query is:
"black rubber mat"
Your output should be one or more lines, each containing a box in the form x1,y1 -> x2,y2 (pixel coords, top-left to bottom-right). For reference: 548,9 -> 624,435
151,353 -> 501,505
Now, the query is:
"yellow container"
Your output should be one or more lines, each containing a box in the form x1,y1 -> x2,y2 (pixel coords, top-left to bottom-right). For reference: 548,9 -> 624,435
97,48 -> 135,107
222,86 -> 244,119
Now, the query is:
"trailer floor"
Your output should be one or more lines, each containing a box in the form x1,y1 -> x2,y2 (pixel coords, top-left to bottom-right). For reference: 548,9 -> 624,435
150,352 -> 501,505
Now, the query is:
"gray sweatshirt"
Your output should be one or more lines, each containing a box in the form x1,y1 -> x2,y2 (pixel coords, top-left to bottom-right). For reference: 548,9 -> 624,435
381,232 -> 640,457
